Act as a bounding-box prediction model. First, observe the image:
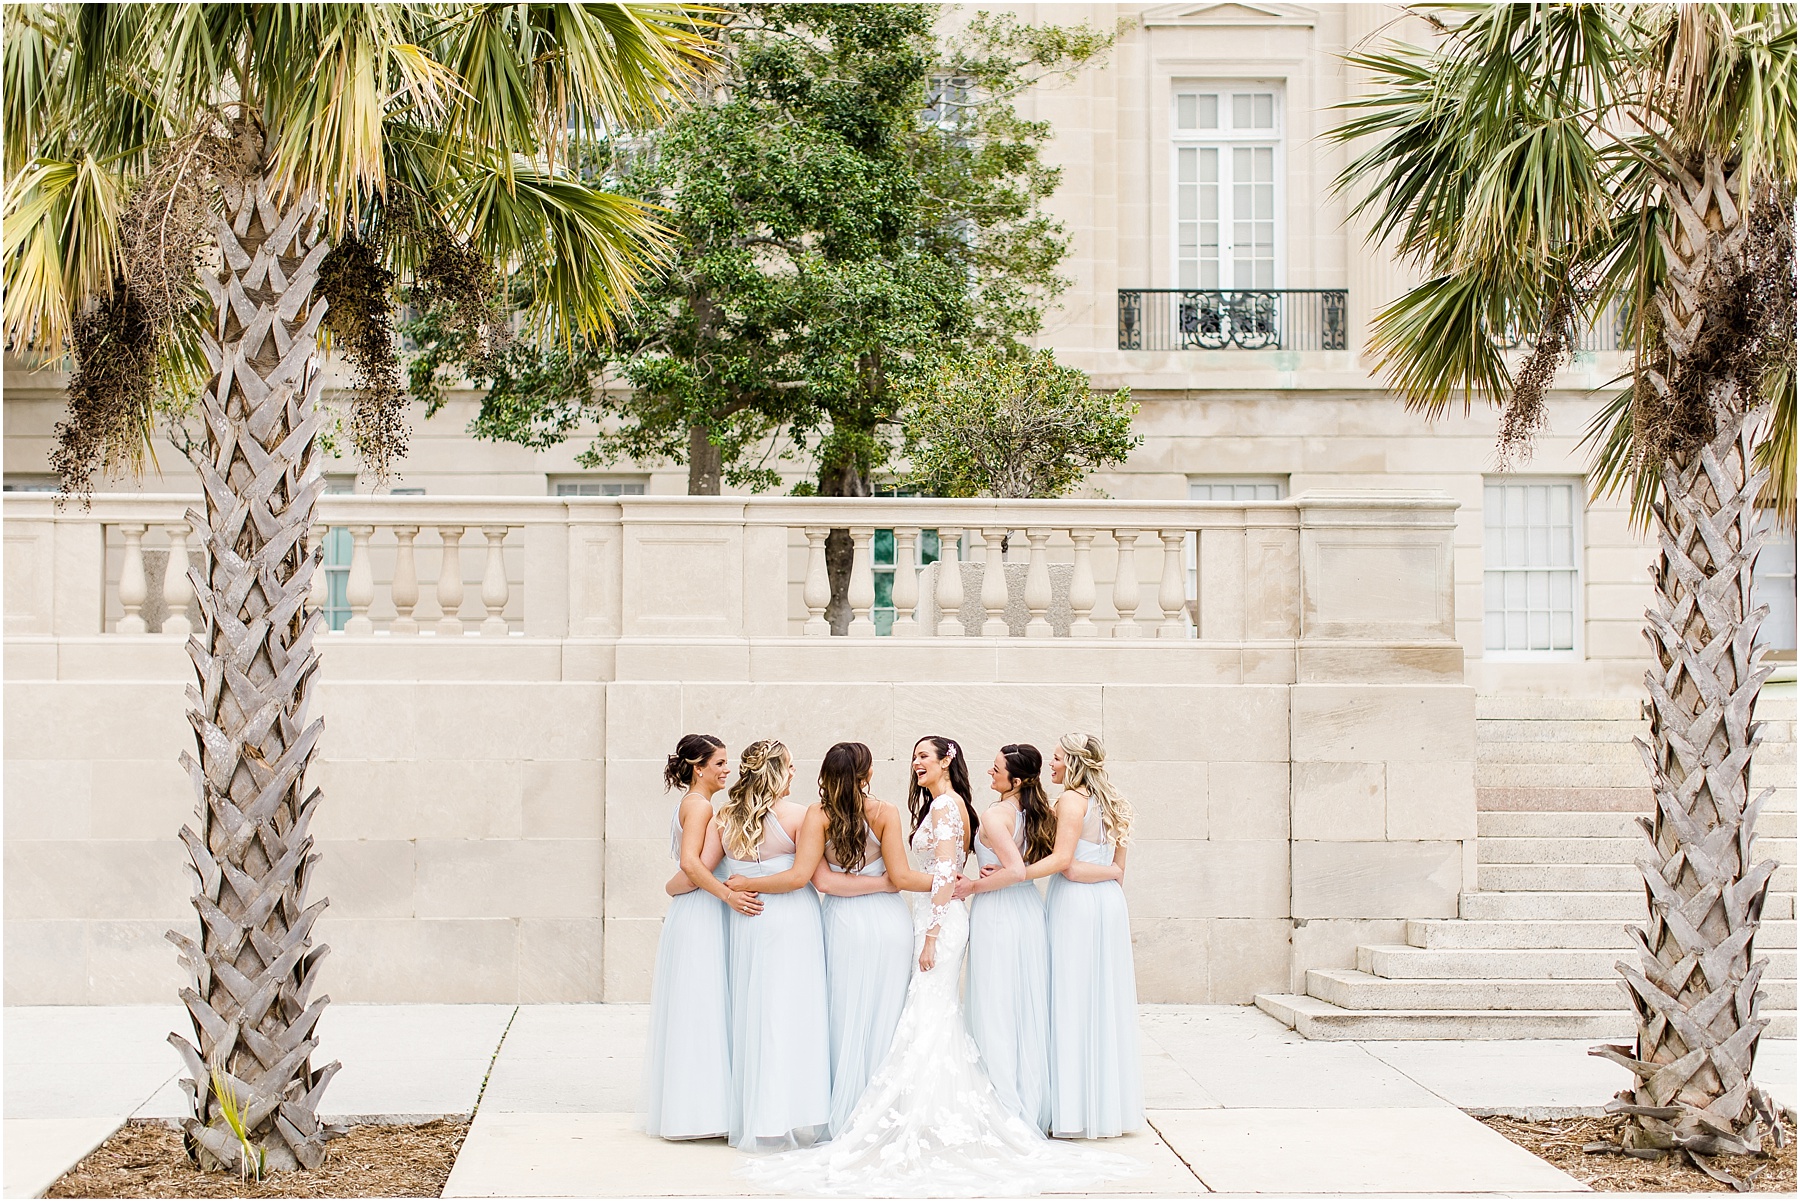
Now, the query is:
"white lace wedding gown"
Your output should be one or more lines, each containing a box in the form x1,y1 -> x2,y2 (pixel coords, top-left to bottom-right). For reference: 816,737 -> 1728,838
739,794 -> 1144,1197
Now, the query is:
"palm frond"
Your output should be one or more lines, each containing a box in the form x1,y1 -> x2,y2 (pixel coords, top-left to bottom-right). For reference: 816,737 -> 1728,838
1367,272 -> 1515,418
451,155 -> 669,339
1755,357 -> 1795,522
2,153 -> 127,352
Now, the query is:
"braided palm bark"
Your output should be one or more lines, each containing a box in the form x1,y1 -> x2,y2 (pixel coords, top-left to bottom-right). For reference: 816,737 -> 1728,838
164,172 -> 338,1173
1590,154 -> 1786,1180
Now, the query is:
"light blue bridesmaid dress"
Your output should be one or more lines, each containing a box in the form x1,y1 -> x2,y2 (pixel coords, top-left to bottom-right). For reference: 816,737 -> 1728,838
1045,796 -> 1143,1138
724,815 -> 831,1151
966,804 -> 1052,1132
643,803 -> 732,1139
818,820 -> 912,1136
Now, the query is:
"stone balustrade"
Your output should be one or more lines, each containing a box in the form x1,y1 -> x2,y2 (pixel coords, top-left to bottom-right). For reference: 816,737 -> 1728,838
5,492 -> 1461,662
5,488 -> 1477,1008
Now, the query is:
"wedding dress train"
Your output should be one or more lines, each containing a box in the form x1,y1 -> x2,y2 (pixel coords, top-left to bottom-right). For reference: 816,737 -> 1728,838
740,794 -> 1143,1197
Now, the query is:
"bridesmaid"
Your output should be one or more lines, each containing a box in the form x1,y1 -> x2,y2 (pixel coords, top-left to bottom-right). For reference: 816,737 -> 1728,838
1025,732 -> 1142,1139
716,739 -> 831,1150
644,735 -> 763,1141
804,742 -> 923,1135
952,743 -> 1057,1132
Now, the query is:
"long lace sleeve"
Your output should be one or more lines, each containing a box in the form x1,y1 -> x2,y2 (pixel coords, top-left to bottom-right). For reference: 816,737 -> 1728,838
924,797 -> 963,940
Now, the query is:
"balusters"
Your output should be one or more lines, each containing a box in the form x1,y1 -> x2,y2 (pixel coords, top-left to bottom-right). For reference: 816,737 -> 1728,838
1024,528 -> 1053,638
345,525 -> 376,635
802,527 -> 831,636
481,526 -> 513,635
1158,529 -> 1189,638
117,524 -> 148,634
1111,529 -> 1142,638
162,523 -> 193,638
308,524 -> 329,614
935,528 -> 964,637
891,527 -> 920,636
1068,530 -> 1098,637
391,526 -> 420,634
435,525 -> 466,636
847,525 -> 877,636
980,527 -> 1009,636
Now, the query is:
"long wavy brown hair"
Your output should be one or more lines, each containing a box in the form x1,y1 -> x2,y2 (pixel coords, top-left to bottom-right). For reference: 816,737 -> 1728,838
819,741 -> 875,871
1000,743 -> 1057,862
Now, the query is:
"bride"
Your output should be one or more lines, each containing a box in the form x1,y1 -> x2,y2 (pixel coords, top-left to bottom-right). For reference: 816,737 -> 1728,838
740,735 -> 1143,1198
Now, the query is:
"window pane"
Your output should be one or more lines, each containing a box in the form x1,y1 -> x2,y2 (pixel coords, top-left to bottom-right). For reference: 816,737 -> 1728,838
874,528 -> 896,566
1253,93 -> 1274,128
1551,610 -> 1574,649
920,530 -> 941,564
874,570 -> 894,608
1197,94 -> 1218,128
1528,611 -> 1550,649
1232,93 -> 1251,128
1177,93 -> 1197,130
1178,146 -> 1197,183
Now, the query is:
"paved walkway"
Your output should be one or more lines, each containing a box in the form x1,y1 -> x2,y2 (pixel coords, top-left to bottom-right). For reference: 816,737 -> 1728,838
5,1004 -> 1796,1197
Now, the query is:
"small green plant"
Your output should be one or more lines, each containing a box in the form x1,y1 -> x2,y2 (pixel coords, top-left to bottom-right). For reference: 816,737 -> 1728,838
208,1056 -> 267,1184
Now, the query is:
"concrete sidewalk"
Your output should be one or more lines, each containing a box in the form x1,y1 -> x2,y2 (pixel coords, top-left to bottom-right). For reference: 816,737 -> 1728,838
5,1004 -> 1795,1198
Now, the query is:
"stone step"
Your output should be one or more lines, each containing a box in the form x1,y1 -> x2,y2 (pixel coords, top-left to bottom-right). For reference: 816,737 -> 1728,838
1461,890 -> 1647,920
1305,969 -> 1798,1012
1406,918 -> 1799,950
1479,835 -> 1797,866
1478,786 -> 1652,812
1473,696 -> 1795,723
1478,762 -> 1663,788
1478,719 -> 1650,743
1478,862 -> 1799,892
1478,863 -> 1641,890
1358,943 -> 1799,980
1477,810 -> 1798,839
1477,741 -> 1647,766
1255,993 -> 1797,1041
1478,836 -> 1642,864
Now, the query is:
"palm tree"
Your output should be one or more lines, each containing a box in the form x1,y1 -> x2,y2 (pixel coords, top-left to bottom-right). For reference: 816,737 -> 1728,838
1331,3 -> 1793,1183
3,2 -> 711,1174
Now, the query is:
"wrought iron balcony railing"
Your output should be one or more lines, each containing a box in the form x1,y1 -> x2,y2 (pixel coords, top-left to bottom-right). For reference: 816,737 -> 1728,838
1117,288 -> 1348,352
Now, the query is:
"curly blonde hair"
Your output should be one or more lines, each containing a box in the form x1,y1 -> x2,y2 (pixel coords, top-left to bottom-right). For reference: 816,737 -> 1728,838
721,739 -> 791,860
1058,731 -> 1132,847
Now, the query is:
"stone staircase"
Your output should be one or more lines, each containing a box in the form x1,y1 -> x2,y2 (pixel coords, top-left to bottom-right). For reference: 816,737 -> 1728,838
1257,694 -> 1797,1039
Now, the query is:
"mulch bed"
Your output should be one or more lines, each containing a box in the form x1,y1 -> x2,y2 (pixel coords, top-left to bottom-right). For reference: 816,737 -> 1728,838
1481,1114 -> 1797,1193
46,1119 -> 469,1199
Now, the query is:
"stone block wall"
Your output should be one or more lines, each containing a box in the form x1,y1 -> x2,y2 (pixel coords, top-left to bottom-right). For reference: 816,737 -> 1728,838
2,645 -> 1475,1007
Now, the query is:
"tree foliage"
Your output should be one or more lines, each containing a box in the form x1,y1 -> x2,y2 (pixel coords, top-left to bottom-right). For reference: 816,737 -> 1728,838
426,4 -> 1121,497
900,346 -> 1138,499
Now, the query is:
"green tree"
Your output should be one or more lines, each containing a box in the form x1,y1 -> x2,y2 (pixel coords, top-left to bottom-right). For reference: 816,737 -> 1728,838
1332,4 -> 1793,1176
423,4 -> 1121,498
901,346 -> 1138,499
3,2 -> 709,1173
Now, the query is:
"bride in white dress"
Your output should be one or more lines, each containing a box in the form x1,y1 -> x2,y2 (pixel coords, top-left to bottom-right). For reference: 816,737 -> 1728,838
740,736 -> 1143,1198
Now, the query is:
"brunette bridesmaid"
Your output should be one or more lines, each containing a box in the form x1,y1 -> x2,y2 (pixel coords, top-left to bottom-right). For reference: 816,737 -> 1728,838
717,740 -> 831,1150
953,743 -> 1057,1132
643,735 -> 763,1140
805,742 -> 925,1135
1021,732 -> 1142,1139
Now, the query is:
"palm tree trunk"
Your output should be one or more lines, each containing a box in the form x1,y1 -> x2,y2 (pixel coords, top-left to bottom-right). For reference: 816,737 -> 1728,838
165,169 -> 337,1174
1592,154 -> 1785,1178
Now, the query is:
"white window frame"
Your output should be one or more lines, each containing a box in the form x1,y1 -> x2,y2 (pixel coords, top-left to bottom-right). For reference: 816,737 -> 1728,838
1482,477 -> 1585,661
551,476 -> 647,497
1170,82 -> 1286,292
1753,509 -> 1796,657
1185,476 -> 1288,608
320,475 -> 358,632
